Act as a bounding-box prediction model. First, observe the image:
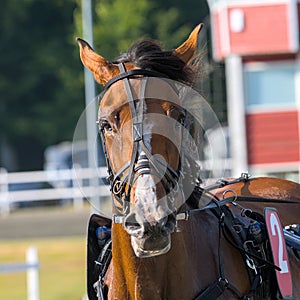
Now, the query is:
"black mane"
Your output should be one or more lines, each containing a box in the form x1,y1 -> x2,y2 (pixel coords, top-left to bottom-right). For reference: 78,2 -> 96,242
113,39 -> 198,86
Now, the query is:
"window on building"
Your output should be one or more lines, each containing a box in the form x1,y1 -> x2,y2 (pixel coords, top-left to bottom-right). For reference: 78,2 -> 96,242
244,63 -> 296,108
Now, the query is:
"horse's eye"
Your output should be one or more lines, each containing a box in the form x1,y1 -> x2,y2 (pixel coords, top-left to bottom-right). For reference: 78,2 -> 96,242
175,114 -> 185,129
98,120 -> 112,133
168,106 -> 186,128
178,113 -> 186,126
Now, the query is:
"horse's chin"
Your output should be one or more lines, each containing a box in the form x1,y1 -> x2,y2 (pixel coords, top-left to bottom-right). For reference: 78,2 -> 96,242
131,234 -> 171,258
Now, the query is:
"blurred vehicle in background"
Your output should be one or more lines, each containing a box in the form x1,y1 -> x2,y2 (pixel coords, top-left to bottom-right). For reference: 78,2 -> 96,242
44,140 -> 107,187
44,141 -> 84,188
43,140 -> 110,209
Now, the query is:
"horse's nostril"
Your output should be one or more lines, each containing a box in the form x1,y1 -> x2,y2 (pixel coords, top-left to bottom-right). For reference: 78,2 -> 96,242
124,213 -> 139,228
123,213 -> 146,238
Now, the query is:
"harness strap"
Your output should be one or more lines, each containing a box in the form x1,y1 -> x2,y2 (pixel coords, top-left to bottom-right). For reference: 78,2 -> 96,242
103,69 -> 166,92
118,64 -> 139,202
195,278 -> 244,300
204,175 -> 299,205
93,238 -> 112,300
233,196 -> 299,205
194,207 -> 244,300
204,175 -> 250,191
221,217 -> 280,271
221,208 -> 265,300
176,194 -> 300,221
194,203 -> 280,300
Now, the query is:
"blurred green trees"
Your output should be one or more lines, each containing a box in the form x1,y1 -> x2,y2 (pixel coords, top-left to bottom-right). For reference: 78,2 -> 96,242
0,0 -> 213,171
0,0 -> 84,170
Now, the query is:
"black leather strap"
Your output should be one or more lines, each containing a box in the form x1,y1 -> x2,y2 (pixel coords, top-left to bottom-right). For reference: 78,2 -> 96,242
103,69 -> 166,94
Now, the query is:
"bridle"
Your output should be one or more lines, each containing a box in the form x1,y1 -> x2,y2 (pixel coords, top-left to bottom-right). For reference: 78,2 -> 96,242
97,63 -> 184,223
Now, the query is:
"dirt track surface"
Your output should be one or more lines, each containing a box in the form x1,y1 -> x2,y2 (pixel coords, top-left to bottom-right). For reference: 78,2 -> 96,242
0,206 -> 91,239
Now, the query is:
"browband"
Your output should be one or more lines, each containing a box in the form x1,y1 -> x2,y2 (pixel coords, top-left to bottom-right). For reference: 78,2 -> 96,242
103,69 -> 166,95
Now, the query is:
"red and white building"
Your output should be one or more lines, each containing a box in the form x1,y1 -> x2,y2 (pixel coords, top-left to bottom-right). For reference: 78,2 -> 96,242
208,0 -> 300,181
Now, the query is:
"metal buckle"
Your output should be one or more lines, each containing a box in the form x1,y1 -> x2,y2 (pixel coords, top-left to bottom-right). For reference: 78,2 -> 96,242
176,211 -> 190,221
113,215 -> 125,224
222,189 -> 237,203
133,123 -> 143,142
240,172 -> 250,180
112,180 -> 123,195
246,256 -> 258,275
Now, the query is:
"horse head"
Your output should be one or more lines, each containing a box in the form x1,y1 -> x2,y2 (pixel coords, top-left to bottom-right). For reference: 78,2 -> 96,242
77,25 -> 202,257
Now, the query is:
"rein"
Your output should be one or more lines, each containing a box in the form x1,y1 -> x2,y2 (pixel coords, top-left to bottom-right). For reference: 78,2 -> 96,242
177,174 -> 300,221
177,194 -> 300,221
97,64 -> 182,221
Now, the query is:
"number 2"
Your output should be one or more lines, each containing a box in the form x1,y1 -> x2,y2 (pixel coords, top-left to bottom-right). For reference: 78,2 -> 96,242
270,213 -> 288,274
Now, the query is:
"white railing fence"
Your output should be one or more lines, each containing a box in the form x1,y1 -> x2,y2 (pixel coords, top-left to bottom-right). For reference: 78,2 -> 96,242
0,246 -> 39,300
0,159 -> 232,216
0,167 -> 111,215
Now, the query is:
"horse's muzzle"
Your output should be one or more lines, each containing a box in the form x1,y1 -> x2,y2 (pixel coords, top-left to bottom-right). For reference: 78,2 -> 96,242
124,216 -> 176,257
130,231 -> 172,258
122,171 -> 177,257
123,207 -> 177,257
123,211 -> 176,257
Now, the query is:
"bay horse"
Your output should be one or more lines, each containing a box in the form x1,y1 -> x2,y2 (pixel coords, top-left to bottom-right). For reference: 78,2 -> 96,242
77,24 -> 300,299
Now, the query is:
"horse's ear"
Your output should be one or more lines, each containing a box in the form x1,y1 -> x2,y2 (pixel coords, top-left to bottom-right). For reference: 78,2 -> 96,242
77,38 -> 119,86
173,24 -> 203,64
